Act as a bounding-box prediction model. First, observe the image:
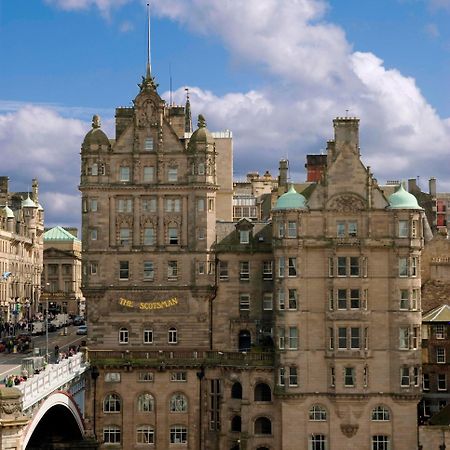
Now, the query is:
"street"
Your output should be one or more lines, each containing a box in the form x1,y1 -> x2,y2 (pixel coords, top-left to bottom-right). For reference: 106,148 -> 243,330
0,324 -> 86,380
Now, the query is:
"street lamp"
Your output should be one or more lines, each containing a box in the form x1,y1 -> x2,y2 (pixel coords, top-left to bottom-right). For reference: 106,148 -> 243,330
44,282 -> 50,363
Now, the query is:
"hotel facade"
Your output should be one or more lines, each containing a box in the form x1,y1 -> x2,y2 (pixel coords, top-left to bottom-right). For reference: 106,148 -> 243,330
81,68 -> 425,449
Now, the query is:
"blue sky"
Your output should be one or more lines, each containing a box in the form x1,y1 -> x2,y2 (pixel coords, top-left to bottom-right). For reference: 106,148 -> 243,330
1,0 -> 450,229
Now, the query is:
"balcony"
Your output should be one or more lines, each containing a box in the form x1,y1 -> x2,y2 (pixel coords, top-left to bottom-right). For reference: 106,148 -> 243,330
88,349 -> 275,369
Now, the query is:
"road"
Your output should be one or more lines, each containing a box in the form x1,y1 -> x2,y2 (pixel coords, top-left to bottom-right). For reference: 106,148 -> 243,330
0,325 -> 86,379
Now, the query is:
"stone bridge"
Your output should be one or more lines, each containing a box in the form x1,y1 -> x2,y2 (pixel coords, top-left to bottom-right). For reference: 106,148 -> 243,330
0,352 -> 97,449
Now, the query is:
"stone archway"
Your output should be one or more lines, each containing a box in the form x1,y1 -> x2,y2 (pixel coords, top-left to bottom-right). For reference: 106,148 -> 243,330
23,391 -> 93,449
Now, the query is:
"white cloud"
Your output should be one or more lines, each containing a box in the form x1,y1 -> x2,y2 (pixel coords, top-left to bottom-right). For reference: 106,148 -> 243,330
44,0 -> 132,17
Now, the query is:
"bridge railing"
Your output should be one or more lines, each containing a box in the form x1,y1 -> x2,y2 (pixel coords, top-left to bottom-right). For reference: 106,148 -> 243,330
17,352 -> 89,411
88,349 -> 274,368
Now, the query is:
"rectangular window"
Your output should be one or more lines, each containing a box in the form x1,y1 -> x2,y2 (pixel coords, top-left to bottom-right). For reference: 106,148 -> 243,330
278,290 -> 285,310
400,289 -> 409,310
170,371 -> 187,382
144,137 -> 154,151
411,289 -> 419,310
411,220 -> 418,238
328,327 -> 334,350
423,373 -> 430,391
105,372 -> 121,383
287,221 -> 297,238
208,199 -> 214,211
263,293 -> 273,311
337,222 -> 346,237
399,257 -> 408,277
89,228 -> 97,241
288,257 -> 297,276
219,261 -> 228,280
338,328 -> 347,349
119,261 -> 129,280
289,367 -> 298,386
168,167 -> 178,182
435,324 -> 446,339
350,289 -> 360,309
143,166 -> 154,182
337,257 -> 347,276
278,257 -> 285,278
263,261 -> 273,280
438,374 -> 447,391
398,220 -> 409,237
337,289 -> 347,310
328,257 -> 334,277
198,228 -> 205,240
344,367 -> 355,387
411,256 -> 418,277
197,198 -> 205,212
278,221 -> 285,238
89,262 -> 98,275
165,197 -> 181,212
143,329 -> 153,344
239,230 -> 250,244
372,435 -> 390,450
288,289 -> 298,310
142,197 -> 157,212
90,198 -> 98,212
119,227 -> 131,245
328,289 -> 334,310
279,367 -> 285,386
330,366 -> 336,387
288,327 -> 298,349
411,327 -> 420,349
167,261 -> 178,280
350,328 -> 360,349
239,294 -> 250,311
240,261 -> 250,280
278,328 -> 285,350
413,366 -> 420,387
437,347 -> 446,363
198,261 -> 205,275
117,198 -> 132,212
144,227 -> 155,245
399,327 -> 409,350
119,166 -> 130,182
350,257 -> 359,276
168,226 -> 179,245
401,367 -> 410,387
119,328 -> 129,344
348,221 -> 357,237
143,261 -> 154,281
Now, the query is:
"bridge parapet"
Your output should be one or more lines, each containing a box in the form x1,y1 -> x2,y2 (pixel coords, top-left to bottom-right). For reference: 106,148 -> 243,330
17,353 -> 89,410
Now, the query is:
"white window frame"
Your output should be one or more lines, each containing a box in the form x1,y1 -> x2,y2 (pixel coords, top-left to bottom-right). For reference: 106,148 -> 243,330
119,166 -> 130,182
119,327 -> 129,344
143,329 -> 153,344
168,327 -> 178,344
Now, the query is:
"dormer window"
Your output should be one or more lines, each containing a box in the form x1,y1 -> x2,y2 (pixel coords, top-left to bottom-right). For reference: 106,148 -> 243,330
240,230 -> 250,244
144,137 -> 154,151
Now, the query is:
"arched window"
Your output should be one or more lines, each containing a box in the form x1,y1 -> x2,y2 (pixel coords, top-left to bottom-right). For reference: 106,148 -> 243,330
170,393 -> 188,412
371,405 -> 391,421
136,425 -> 155,444
119,327 -> 129,344
168,327 -> 177,344
103,425 -> 121,444
170,425 -> 187,444
254,417 -> 272,435
231,382 -> 242,399
231,415 -> 241,432
309,405 -> 327,421
137,393 -> 154,412
254,383 -> 272,402
103,393 -> 121,413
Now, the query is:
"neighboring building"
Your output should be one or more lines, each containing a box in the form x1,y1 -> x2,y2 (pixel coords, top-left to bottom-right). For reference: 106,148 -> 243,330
0,177 -> 44,323
41,226 -> 84,316
420,305 -> 450,424
80,60 -> 426,448
436,193 -> 450,230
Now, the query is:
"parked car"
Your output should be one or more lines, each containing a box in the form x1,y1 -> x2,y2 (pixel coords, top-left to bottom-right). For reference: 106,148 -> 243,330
76,325 -> 87,335
73,316 -> 85,326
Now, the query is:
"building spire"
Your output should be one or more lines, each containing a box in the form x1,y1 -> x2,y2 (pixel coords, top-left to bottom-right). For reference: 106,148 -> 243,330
185,88 -> 192,133
146,2 -> 152,80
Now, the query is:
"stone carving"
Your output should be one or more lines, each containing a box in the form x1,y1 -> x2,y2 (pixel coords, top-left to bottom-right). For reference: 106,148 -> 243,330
327,194 -> 366,212
1,401 -> 21,415
198,114 -> 207,128
92,115 -> 101,129
340,423 -> 359,438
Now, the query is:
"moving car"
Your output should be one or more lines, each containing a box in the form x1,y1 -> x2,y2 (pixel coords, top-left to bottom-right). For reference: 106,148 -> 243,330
76,325 -> 87,335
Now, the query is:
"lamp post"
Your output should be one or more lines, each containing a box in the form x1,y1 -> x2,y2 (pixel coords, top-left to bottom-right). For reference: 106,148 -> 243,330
44,282 -> 50,363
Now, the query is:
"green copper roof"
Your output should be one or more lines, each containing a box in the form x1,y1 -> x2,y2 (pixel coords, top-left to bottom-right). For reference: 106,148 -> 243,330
274,185 -> 307,210
388,184 -> 422,210
423,304 -> 450,322
3,205 -> 14,219
44,226 -> 80,242
22,195 -> 37,208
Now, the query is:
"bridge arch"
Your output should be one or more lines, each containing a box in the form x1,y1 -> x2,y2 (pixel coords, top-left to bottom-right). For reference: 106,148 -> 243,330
23,391 -> 85,449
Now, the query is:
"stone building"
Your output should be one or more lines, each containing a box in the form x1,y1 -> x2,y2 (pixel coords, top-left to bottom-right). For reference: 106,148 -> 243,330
0,177 -> 44,323
41,226 -> 84,316
81,62 -> 426,449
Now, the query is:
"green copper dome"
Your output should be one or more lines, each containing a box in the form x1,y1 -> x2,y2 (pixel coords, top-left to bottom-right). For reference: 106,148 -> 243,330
22,195 -> 37,208
3,205 -> 14,219
274,185 -> 307,210
388,184 -> 422,210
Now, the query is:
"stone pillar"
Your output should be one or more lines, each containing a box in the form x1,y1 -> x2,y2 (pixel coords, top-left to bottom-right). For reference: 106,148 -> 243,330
0,387 -> 30,450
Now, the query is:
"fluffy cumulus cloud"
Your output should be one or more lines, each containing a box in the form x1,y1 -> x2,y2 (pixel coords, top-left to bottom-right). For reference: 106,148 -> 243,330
0,105 -> 86,228
154,0 -> 450,188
